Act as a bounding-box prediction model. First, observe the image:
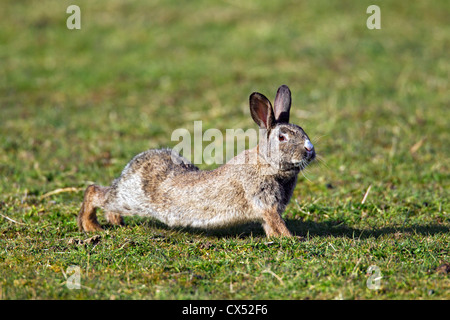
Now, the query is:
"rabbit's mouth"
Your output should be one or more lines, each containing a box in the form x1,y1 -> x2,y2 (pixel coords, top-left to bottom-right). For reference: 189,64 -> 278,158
305,149 -> 316,161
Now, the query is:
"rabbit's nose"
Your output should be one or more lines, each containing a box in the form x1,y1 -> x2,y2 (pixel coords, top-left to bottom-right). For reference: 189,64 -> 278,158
304,140 -> 314,151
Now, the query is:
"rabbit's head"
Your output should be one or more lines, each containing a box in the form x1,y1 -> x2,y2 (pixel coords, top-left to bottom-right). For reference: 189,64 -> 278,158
250,85 -> 315,173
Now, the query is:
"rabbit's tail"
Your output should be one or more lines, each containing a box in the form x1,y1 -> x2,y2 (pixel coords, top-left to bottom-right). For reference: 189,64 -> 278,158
77,184 -> 109,231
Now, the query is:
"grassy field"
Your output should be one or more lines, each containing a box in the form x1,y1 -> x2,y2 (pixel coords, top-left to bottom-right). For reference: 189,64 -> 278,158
0,0 -> 449,300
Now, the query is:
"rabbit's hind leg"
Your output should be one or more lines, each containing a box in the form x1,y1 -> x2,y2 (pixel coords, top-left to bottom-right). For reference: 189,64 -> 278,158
77,185 -> 108,232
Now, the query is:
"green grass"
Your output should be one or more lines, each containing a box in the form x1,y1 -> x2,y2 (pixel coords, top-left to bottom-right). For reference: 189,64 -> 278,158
0,0 -> 449,299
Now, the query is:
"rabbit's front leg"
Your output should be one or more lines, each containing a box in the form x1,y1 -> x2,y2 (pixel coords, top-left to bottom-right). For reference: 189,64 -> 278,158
262,207 -> 292,238
105,211 -> 124,226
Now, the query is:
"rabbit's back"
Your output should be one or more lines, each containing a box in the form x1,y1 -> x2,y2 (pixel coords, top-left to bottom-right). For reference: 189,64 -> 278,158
103,149 -> 258,228
103,149 -> 195,216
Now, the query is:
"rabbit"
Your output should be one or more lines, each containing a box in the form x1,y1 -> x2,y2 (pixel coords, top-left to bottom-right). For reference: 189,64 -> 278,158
77,85 -> 316,237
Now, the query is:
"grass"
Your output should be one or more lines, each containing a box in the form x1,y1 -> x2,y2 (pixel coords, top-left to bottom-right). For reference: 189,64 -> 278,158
0,0 -> 449,299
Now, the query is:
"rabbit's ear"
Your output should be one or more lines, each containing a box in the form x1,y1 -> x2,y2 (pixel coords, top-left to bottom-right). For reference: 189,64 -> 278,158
273,85 -> 291,123
250,92 -> 275,129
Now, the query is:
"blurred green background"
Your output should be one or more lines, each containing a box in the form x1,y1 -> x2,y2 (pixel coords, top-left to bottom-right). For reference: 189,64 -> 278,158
0,0 -> 448,299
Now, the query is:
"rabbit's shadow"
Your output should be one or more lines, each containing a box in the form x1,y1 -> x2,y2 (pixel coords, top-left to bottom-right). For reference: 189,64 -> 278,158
211,220 -> 449,239
119,216 -> 449,240
285,219 -> 449,239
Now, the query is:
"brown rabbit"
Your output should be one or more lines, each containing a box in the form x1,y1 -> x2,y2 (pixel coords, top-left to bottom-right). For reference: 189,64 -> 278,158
77,85 -> 315,237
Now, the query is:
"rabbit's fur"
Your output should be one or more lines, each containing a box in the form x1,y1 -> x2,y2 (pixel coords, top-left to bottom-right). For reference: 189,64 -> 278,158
77,85 -> 315,237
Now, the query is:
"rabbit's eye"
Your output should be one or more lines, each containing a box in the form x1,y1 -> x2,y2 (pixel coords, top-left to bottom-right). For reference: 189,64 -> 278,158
278,134 -> 287,142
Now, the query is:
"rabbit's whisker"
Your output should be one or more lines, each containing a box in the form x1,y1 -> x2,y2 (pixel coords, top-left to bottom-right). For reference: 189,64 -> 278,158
315,155 -> 329,170
300,167 -> 312,183
311,134 -> 328,144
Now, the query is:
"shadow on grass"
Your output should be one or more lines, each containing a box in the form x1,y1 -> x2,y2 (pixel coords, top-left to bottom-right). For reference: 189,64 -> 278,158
119,216 -> 449,239
285,219 -> 450,239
